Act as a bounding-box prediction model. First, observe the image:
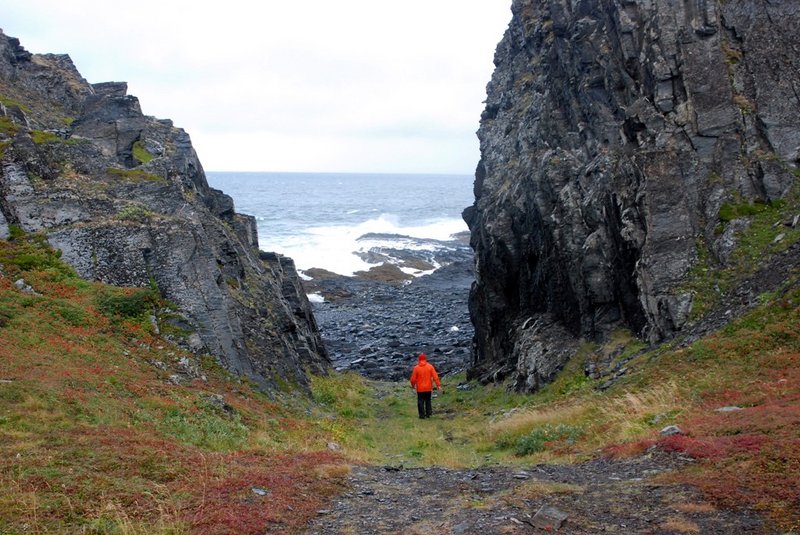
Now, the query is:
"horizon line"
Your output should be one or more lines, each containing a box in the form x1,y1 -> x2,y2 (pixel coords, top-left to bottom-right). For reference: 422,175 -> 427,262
206,170 -> 476,176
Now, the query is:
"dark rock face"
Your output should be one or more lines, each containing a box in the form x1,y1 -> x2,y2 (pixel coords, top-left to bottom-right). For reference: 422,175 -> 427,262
0,31 -> 328,389
466,0 -> 800,391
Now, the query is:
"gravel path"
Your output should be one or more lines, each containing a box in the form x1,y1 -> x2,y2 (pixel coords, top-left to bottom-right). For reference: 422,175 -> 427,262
301,453 -> 770,534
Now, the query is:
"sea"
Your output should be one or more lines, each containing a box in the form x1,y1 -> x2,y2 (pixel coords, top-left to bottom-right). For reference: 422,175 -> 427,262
205,172 -> 475,277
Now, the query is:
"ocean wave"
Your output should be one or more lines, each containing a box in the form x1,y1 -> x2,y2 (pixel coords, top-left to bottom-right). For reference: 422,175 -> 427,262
261,213 -> 468,276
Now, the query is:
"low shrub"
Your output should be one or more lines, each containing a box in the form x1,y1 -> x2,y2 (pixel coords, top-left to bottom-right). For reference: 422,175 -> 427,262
514,423 -> 584,456
96,287 -> 160,319
115,203 -> 153,222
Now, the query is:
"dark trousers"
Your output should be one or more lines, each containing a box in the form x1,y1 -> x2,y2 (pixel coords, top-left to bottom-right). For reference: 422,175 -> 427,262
417,391 -> 432,418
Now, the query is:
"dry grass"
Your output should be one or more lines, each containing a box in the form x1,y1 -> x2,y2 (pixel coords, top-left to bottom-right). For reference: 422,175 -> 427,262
659,517 -> 701,533
503,479 -> 584,506
488,402 -> 590,439
313,463 -> 353,479
674,502 -> 717,514
595,381 -> 685,441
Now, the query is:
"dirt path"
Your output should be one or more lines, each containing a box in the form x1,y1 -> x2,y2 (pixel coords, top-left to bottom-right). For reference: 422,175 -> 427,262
301,453 -> 769,534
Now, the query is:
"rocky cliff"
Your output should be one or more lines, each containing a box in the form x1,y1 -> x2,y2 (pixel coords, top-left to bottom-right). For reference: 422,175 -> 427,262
0,31 -> 329,389
465,0 -> 800,391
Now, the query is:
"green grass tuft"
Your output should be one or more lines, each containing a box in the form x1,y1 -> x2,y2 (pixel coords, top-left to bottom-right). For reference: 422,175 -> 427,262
30,130 -> 61,144
0,116 -> 18,136
512,423 -> 584,456
132,140 -> 155,164
718,200 -> 769,223
107,167 -> 163,182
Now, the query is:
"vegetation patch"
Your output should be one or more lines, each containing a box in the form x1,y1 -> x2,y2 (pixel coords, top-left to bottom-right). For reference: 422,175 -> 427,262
107,167 -> 163,182
0,233 -> 74,279
510,423 -> 584,456
0,116 -> 18,136
132,140 -> 155,164
30,130 -> 61,144
683,182 -> 800,319
95,286 -> 161,320
0,95 -> 32,113
29,129 -> 83,146
116,202 -> 154,222
717,199 -> 772,223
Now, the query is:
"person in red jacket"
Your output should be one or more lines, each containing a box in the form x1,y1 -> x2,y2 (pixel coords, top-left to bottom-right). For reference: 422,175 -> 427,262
409,353 -> 441,419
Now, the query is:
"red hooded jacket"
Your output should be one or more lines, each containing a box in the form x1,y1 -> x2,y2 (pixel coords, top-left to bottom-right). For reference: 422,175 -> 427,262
410,354 -> 441,393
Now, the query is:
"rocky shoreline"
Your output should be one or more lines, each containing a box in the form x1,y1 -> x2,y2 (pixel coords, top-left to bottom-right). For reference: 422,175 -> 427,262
304,247 -> 475,382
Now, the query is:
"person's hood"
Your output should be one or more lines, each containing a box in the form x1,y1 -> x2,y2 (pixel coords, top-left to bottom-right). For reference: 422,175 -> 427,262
418,353 -> 427,363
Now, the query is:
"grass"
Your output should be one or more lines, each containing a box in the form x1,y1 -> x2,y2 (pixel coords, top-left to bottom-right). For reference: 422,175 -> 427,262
0,94 -> 32,114
30,130 -> 62,144
29,130 -> 84,146
115,202 -> 153,223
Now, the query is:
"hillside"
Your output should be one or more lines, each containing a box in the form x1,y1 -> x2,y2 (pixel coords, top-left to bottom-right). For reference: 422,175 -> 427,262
0,236 -> 351,533
0,30 -> 327,391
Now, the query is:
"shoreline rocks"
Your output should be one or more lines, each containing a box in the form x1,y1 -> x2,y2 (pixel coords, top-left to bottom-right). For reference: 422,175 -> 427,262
306,255 -> 475,381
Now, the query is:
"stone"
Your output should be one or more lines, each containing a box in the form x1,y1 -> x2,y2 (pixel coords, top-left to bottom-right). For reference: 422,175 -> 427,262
531,504 -> 569,530
714,406 -> 743,413
0,209 -> 9,240
203,393 -> 236,416
13,278 -> 39,296
251,487 -> 269,496
309,258 -> 475,382
660,425 -> 684,437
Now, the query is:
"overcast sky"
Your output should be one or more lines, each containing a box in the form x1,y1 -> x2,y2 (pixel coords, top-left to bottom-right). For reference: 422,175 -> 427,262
0,1 -> 511,174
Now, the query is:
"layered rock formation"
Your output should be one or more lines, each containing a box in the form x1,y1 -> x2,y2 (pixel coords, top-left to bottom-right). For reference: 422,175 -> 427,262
465,0 -> 799,391
0,31 -> 328,389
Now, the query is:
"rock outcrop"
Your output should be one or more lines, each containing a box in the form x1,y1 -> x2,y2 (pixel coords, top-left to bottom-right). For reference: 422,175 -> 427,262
465,0 -> 799,391
0,31 -> 328,389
